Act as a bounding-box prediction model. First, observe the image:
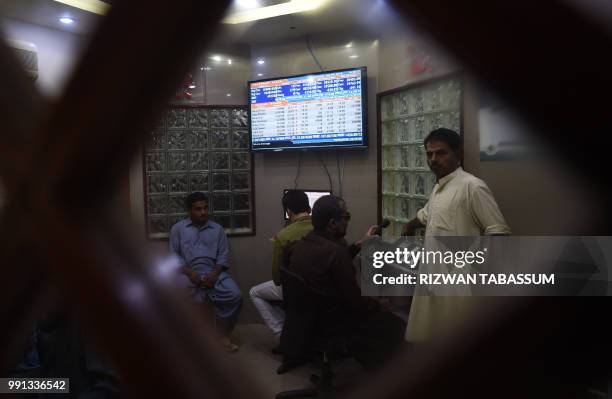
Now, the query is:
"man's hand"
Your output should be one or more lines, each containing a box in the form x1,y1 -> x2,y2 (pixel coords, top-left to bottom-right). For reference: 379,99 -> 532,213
181,267 -> 203,287
201,270 -> 220,288
402,218 -> 425,236
365,225 -> 379,237
188,273 -> 202,287
401,223 -> 416,236
201,265 -> 227,288
355,225 -> 379,247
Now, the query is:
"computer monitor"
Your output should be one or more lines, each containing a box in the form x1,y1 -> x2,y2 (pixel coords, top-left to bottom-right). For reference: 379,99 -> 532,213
283,189 -> 331,220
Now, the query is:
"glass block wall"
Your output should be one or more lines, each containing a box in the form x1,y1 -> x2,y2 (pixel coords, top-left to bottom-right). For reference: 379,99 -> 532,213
378,76 -> 462,241
144,105 -> 253,238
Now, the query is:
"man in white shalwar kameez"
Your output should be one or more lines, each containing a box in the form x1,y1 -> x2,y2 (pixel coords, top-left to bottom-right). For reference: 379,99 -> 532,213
402,128 -> 510,342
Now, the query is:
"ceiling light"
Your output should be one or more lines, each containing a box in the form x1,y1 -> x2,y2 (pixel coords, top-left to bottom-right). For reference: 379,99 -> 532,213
345,42 -> 353,48
223,0 -> 328,24
349,55 -> 359,58
257,59 -> 265,65
235,0 -> 260,9
228,59 -> 233,65
189,85 -> 196,89
226,93 -> 232,97
257,73 -> 263,76
59,17 -> 75,24
204,67 -> 212,71
211,55 -> 222,62
53,0 -> 110,15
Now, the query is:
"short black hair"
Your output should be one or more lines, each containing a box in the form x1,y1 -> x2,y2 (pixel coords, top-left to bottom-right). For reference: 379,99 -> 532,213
311,195 -> 346,231
185,192 -> 208,210
424,128 -> 462,156
282,190 -> 311,214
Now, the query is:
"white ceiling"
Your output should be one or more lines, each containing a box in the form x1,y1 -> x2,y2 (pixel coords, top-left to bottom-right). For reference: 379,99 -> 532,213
0,0 -> 408,43
0,0 -> 104,35
217,0 -> 405,45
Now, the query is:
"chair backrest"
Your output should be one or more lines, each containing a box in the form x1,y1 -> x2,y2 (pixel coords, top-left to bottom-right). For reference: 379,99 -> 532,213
279,266 -> 344,363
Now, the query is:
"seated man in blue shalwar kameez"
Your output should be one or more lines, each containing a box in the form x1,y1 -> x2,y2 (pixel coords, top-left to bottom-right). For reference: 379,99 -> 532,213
169,192 -> 243,352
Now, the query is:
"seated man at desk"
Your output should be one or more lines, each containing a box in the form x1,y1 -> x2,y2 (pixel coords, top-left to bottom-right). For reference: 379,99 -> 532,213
249,189 -> 312,343
170,192 -> 243,352
285,195 -> 406,369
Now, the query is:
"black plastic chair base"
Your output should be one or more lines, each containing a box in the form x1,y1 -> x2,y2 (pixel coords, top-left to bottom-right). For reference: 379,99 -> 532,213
275,388 -> 318,399
275,383 -> 334,399
276,366 -> 335,399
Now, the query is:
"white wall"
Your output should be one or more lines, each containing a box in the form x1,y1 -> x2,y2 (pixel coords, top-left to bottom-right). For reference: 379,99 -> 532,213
1,17 -> 87,97
0,17 -> 87,210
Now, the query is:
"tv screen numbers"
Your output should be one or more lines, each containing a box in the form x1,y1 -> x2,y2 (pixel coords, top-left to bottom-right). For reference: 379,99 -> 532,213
250,69 -> 364,146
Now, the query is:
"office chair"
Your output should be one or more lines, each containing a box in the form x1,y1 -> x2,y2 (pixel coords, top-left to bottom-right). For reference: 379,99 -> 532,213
275,267 -> 350,399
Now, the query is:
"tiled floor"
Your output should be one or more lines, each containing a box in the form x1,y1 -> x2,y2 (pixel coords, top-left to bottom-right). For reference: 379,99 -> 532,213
229,324 -> 365,398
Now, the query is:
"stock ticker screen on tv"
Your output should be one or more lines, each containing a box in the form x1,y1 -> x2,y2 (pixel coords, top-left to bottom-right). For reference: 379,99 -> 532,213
249,67 -> 368,152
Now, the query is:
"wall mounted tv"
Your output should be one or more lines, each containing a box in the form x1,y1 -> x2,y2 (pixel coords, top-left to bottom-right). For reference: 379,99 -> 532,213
249,67 -> 368,152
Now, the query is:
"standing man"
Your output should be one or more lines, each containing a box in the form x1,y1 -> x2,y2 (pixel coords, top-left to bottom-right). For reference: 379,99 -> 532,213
249,190 -> 313,344
170,192 -> 243,352
402,128 -> 510,342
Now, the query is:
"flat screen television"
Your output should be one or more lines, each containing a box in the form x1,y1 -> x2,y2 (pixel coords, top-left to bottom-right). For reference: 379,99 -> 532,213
283,189 -> 331,220
249,67 -> 368,152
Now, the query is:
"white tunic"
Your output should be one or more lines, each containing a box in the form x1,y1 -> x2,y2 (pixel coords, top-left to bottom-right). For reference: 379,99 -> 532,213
405,167 -> 510,342
417,167 -> 510,237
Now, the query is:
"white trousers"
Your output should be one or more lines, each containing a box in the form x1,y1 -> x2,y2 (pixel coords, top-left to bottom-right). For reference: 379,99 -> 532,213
249,280 -> 284,336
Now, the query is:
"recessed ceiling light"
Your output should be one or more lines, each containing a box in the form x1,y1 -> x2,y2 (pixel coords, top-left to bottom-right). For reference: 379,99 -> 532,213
59,17 -> 75,24
226,93 -> 232,97
224,0 -> 328,24
349,55 -> 359,58
211,55 -> 222,62
189,85 -> 196,89
345,42 -> 353,48
228,59 -> 233,65
257,73 -> 263,76
236,0 -> 260,9
257,59 -> 265,65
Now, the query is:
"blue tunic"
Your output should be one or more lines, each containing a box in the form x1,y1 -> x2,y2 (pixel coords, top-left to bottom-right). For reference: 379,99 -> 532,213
169,218 -> 242,334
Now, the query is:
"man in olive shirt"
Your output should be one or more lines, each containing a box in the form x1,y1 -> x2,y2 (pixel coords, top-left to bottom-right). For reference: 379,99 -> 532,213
249,190 -> 313,340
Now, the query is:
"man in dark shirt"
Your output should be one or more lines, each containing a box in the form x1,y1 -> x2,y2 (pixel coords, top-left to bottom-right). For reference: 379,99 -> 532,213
286,195 -> 406,369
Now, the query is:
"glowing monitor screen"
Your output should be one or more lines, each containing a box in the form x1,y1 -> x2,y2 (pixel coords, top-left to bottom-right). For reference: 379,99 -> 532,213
250,67 -> 367,152
283,189 -> 331,220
